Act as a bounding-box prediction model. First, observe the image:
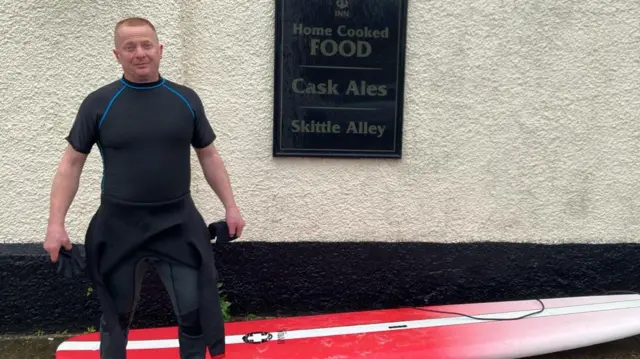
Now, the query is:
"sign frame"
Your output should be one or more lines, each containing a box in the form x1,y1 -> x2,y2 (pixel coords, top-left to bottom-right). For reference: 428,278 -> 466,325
272,0 -> 409,158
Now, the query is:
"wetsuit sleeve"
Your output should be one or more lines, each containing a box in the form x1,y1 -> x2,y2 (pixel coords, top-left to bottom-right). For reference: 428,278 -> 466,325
189,92 -> 216,149
65,95 -> 99,154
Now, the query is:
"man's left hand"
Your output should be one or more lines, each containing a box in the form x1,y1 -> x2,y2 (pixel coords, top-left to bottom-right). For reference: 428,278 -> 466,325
225,207 -> 245,238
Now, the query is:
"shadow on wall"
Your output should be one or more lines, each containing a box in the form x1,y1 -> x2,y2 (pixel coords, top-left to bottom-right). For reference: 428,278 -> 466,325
1,241 -> 639,334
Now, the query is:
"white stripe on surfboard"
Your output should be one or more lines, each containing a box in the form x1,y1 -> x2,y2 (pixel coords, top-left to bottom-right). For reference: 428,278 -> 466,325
57,297 -> 640,351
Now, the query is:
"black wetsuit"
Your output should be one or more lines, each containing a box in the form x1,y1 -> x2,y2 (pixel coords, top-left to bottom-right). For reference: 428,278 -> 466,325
66,76 -> 225,359
67,76 -> 215,202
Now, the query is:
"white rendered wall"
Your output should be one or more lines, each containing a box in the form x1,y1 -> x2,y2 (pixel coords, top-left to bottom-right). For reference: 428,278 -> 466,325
1,1 -> 639,244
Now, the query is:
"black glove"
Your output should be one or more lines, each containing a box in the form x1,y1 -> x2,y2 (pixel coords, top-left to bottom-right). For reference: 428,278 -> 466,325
208,220 -> 238,244
56,246 -> 86,278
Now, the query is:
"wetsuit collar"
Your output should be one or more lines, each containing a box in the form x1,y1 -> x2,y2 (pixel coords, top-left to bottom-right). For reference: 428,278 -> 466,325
120,74 -> 166,89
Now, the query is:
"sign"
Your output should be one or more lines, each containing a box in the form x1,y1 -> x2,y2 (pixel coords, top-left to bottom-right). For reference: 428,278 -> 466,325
273,0 -> 408,158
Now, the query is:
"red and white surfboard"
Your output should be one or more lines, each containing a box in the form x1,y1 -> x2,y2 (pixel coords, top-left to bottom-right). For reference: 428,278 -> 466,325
56,294 -> 640,359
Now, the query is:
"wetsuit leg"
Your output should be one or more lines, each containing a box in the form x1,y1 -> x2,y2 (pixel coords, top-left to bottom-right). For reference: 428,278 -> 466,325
99,258 -> 150,359
155,260 -> 205,359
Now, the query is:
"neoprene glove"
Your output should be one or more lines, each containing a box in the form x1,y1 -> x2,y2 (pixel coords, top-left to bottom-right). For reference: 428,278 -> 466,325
208,220 -> 238,244
56,246 -> 87,278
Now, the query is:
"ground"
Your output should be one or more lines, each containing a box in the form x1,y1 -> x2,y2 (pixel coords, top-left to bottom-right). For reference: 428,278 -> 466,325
1,334 -> 639,359
0,335 -> 66,359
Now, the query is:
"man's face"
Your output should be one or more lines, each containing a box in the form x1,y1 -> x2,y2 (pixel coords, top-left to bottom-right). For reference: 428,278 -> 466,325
113,24 -> 163,82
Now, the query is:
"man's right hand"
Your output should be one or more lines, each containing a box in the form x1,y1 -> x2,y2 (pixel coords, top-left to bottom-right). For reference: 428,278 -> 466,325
44,224 -> 72,263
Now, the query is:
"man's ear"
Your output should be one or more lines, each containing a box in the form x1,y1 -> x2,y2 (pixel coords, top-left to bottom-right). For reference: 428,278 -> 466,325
113,49 -> 120,63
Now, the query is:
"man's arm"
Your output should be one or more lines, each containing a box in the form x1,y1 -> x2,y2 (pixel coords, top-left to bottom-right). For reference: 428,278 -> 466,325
195,143 -> 245,237
48,145 -> 88,227
187,87 -> 245,236
51,90 -> 98,226
195,144 -> 237,211
44,145 -> 88,262
44,89 -> 99,261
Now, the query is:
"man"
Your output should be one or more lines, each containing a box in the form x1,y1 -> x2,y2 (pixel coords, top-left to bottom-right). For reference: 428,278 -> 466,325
42,17 -> 244,359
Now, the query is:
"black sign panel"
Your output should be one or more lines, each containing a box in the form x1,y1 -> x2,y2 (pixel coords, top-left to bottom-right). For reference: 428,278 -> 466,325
273,0 -> 408,158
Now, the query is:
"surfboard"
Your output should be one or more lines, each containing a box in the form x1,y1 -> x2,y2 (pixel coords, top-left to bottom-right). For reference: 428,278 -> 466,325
56,293 -> 640,359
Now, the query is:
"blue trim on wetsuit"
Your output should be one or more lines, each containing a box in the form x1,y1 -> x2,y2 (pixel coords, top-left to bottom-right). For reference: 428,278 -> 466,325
98,85 -> 127,129
116,76 -> 195,119
119,77 -> 166,90
97,142 -> 105,192
163,85 -> 196,119
97,84 -> 126,192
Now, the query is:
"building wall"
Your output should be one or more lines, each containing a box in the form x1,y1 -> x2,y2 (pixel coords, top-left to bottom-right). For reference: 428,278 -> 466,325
2,0 -> 640,335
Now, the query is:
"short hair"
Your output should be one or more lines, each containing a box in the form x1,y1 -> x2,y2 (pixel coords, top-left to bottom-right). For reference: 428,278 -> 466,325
114,17 -> 158,45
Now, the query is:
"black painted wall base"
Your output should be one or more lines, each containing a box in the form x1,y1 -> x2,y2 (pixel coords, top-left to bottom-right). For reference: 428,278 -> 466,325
2,241 -> 639,335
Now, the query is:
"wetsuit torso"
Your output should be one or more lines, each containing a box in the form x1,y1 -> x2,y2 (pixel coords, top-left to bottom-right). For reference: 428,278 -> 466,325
66,76 -> 216,203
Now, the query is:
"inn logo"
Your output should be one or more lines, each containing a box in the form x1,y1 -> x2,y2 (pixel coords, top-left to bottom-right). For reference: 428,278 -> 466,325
335,0 -> 350,18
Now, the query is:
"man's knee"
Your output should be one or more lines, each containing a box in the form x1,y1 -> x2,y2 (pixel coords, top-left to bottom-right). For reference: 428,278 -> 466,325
179,308 -> 202,337
99,311 -> 133,333
117,311 -> 133,330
